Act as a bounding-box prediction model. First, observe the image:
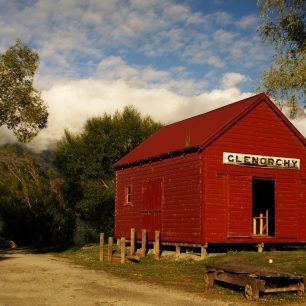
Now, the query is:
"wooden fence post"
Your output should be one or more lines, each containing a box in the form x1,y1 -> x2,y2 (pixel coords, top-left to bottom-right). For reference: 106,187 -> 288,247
108,237 -> 113,262
257,242 -> 264,253
175,244 -> 181,257
130,228 -> 135,255
99,233 -> 104,261
201,243 -> 208,260
121,237 -> 126,264
141,229 -> 147,257
155,231 -> 160,260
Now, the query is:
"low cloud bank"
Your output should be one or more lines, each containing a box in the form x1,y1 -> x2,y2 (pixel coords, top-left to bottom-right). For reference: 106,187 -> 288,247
1,78 -> 305,152
0,78 -> 252,151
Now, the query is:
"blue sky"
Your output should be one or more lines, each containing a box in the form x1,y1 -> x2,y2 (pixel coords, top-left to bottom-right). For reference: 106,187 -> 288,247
0,0 -> 305,150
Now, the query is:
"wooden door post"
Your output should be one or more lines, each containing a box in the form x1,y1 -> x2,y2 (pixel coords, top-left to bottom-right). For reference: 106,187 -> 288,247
130,228 -> 135,255
99,233 -> 104,261
253,218 -> 256,235
259,213 -> 264,235
266,209 -> 269,235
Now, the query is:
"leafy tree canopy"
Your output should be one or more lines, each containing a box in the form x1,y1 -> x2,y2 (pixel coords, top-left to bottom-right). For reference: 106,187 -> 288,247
53,106 -> 162,236
0,39 -> 48,142
0,146 -> 73,245
257,0 -> 305,117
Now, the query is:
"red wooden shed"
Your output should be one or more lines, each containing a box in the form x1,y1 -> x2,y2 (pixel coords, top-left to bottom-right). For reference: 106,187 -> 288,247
113,93 -> 306,248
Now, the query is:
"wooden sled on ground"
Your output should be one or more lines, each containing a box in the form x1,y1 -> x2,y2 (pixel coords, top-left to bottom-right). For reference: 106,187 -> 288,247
204,262 -> 305,300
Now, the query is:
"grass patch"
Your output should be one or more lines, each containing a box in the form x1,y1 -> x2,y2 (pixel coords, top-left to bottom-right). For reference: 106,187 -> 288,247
56,244 -> 206,292
54,244 -> 306,305
206,250 -> 306,275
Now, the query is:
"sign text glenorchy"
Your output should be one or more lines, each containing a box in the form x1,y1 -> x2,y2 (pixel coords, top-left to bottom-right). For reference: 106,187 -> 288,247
223,152 -> 300,170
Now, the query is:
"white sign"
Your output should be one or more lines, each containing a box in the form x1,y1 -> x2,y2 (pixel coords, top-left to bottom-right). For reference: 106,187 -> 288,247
223,152 -> 300,170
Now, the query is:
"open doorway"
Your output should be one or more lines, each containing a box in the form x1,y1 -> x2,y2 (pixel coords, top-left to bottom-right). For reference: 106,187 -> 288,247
252,178 -> 275,236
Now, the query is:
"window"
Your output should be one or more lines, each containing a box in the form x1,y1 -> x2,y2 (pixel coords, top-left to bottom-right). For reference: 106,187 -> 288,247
125,185 -> 132,204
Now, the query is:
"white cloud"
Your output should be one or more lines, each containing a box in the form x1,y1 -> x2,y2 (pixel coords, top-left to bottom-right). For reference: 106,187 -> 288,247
95,56 -> 202,95
209,11 -> 232,25
1,71 -> 304,152
0,0 -> 281,152
0,75 -> 253,152
230,36 -> 272,68
182,33 -> 224,67
173,87 -> 252,120
221,72 -> 249,89
0,0 -> 272,80
213,29 -> 238,46
163,3 -> 191,22
96,56 -> 139,80
130,0 -> 161,10
292,118 -> 306,138
235,14 -> 259,29
141,67 -> 169,82
284,106 -> 306,139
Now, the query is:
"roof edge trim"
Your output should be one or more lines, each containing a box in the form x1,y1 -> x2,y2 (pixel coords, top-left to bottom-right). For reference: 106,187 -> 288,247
113,145 -> 199,170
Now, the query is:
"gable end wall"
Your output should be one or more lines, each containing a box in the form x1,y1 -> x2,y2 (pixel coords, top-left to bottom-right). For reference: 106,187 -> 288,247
202,101 -> 306,243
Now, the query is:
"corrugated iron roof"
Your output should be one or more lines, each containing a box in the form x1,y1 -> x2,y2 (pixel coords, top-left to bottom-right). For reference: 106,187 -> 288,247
114,93 -> 305,168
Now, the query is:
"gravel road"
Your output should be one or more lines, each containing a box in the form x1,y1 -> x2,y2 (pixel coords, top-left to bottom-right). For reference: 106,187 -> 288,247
0,251 -> 237,306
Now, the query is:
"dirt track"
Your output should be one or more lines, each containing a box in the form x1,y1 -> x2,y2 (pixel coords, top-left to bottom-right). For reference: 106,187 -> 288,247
0,251 -> 233,306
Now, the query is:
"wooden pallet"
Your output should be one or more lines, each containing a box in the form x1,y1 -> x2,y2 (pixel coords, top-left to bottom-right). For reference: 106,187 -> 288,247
204,262 -> 305,300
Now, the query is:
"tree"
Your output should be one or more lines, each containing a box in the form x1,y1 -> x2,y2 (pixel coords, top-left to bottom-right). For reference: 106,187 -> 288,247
0,146 -> 74,245
0,39 -> 48,142
53,106 -> 162,239
257,0 -> 305,118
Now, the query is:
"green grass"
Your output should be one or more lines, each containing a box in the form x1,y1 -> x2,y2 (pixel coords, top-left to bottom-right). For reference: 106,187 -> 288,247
56,244 -> 206,292
54,244 -> 306,305
205,249 -> 306,275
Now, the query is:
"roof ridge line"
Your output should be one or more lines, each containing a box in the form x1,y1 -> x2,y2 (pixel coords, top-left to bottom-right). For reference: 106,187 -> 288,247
164,92 -> 265,129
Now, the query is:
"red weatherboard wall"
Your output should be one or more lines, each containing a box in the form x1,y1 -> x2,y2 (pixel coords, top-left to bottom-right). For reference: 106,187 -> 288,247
202,100 -> 306,243
298,180 -> 306,238
114,152 -> 202,242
